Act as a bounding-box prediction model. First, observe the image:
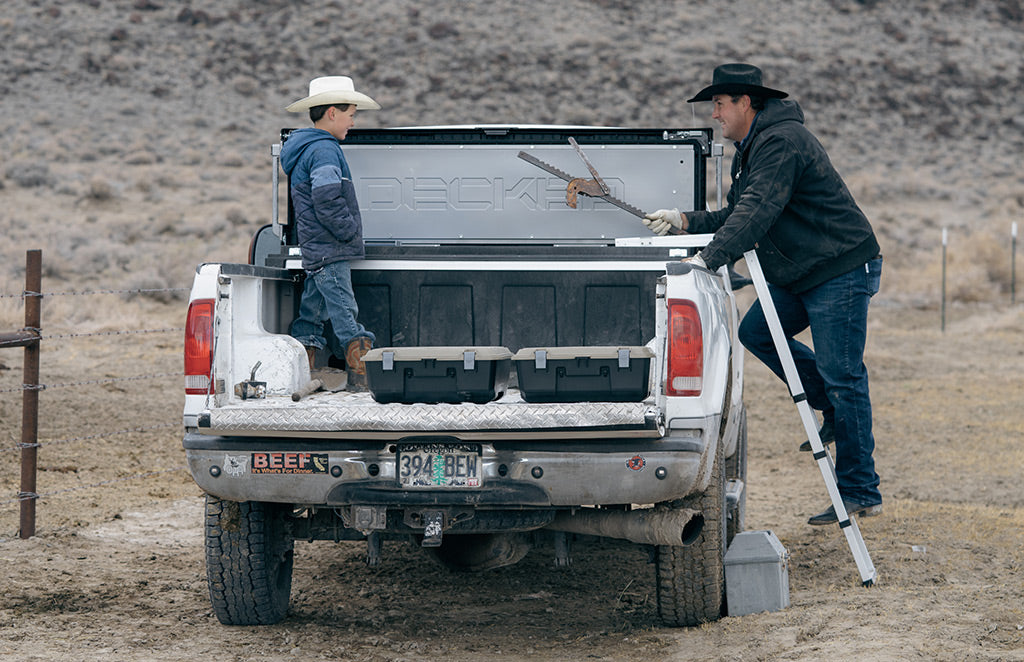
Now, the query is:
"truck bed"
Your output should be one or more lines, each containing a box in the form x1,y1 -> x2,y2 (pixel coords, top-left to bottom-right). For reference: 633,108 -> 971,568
263,244 -> 678,351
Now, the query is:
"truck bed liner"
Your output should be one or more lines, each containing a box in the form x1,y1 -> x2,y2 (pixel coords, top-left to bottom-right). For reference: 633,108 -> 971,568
199,389 -> 663,440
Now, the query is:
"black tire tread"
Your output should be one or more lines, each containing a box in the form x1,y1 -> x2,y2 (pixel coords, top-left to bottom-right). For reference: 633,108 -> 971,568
655,437 -> 726,627
205,495 -> 294,626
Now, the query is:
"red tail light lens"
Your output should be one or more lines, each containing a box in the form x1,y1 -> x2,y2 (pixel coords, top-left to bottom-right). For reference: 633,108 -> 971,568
667,299 -> 703,396
184,298 -> 215,395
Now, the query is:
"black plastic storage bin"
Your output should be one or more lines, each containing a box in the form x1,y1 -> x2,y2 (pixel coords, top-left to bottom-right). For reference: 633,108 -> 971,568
513,346 -> 654,403
363,346 -> 512,404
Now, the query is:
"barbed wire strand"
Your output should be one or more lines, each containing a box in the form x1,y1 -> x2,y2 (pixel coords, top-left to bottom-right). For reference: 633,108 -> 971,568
0,291 -> 38,300
41,327 -> 183,341
0,334 -> 38,349
0,372 -> 179,394
0,287 -> 188,300
0,466 -> 188,507
0,327 -> 183,349
0,422 -> 178,454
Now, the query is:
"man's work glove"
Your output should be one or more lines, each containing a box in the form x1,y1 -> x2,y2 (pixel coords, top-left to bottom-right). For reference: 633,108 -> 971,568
643,208 -> 688,235
684,253 -> 707,269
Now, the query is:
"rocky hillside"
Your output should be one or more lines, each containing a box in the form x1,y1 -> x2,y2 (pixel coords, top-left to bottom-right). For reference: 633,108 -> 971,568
1,0 -> 1022,303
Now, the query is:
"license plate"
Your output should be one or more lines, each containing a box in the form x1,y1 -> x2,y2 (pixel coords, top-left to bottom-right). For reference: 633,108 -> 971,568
397,443 -> 482,488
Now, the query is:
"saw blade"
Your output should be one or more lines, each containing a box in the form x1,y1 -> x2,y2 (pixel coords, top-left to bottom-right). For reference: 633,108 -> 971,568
517,151 -> 647,219
517,151 -> 575,182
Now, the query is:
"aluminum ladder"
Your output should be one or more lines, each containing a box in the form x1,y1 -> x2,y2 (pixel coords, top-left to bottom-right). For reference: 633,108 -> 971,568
742,249 -> 877,586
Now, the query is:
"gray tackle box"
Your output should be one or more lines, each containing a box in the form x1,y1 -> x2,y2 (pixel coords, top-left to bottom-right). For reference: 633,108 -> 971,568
362,346 -> 512,404
512,346 -> 654,403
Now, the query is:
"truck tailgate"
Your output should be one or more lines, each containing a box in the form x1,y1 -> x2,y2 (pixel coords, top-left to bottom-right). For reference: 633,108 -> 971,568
197,389 -> 663,440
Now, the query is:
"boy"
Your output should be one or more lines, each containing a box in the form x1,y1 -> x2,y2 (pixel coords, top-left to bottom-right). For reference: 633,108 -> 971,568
282,76 -> 380,390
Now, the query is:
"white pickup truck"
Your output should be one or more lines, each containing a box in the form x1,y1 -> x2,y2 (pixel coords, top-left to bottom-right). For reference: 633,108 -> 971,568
182,126 -> 747,627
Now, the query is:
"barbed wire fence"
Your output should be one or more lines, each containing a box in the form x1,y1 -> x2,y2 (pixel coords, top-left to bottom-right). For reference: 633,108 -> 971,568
938,223 -> 1019,331
1,250 -> 189,539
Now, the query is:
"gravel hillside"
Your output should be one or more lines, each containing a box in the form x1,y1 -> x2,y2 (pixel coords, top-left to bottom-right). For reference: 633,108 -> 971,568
1,0 -> 1022,300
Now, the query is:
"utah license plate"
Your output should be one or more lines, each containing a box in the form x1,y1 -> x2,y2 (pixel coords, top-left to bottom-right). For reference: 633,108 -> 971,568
397,443 -> 482,488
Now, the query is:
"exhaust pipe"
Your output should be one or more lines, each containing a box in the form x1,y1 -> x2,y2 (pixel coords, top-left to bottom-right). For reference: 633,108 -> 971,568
546,507 -> 704,547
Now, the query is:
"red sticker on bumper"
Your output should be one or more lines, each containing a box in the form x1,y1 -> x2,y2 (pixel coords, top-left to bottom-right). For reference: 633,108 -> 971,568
251,452 -> 328,474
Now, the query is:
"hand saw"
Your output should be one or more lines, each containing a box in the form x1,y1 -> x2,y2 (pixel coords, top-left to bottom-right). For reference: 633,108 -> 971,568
517,141 -> 647,220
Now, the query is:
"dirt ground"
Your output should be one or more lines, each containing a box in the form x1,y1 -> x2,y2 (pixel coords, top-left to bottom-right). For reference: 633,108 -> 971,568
1,294 -> 1022,662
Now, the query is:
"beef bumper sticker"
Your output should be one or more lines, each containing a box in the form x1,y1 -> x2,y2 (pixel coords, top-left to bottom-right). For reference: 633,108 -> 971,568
251,452 -> 329,474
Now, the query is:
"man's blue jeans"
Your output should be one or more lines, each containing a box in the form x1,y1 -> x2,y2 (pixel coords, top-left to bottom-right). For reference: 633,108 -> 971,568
290,260 -> 374,356
738,257 -> 883,506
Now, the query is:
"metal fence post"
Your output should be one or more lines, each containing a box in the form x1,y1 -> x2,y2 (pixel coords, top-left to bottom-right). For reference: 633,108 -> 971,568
19,249 -> 41,539
1012,222 -> 1017,305
941,229 -> 947,332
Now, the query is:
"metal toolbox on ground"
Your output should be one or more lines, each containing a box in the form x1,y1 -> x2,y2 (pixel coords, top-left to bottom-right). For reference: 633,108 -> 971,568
724,530 -> 791,617
362,346 -> 512,404
512,346 -> 653,403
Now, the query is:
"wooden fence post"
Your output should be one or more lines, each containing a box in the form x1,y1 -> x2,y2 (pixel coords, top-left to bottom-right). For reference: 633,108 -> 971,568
19,249 -> 41,539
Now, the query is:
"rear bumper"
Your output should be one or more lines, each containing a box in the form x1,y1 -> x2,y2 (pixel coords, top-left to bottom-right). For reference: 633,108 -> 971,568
184,430 -> 707,507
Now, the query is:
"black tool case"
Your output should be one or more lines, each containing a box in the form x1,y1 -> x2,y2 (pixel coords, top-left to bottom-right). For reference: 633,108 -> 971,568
363,346 -> 512,404
512,346 -> 654,403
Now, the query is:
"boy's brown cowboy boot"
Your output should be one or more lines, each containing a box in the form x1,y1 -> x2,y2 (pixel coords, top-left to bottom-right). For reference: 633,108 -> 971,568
305,346 -> 317,371
344,337 -> 372,392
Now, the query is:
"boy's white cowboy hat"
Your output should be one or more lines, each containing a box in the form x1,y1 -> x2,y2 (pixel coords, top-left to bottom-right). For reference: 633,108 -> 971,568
286,76 -> 381,112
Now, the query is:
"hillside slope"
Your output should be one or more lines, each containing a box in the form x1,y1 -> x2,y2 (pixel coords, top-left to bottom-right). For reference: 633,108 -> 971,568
1,0 -> 1021,301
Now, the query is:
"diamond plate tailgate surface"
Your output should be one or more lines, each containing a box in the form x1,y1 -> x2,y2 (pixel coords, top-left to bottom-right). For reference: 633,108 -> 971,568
203,389 -> 662,438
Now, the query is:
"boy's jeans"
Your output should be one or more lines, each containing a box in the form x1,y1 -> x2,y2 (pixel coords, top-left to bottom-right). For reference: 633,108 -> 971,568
290,260 -> 374,355
738,257 -> 883,506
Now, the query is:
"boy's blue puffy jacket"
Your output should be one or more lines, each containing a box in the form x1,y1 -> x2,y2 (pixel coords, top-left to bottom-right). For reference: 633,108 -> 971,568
280,128 -> 365,270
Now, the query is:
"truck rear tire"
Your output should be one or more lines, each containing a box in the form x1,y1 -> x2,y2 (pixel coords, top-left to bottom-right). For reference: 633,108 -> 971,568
655,437 -> 726,627
204,495 -> 294,625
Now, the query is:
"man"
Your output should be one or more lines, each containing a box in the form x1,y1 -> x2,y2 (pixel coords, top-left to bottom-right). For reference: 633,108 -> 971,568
644,63 -> 883,525
281,76 -> 380,390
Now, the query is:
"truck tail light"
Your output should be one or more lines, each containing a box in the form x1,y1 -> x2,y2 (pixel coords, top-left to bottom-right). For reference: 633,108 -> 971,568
184,298 -> 215,395
667,299 -> 703,396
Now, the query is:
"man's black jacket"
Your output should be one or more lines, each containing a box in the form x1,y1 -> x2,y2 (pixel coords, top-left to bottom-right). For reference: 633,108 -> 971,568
689,99 -> 879,293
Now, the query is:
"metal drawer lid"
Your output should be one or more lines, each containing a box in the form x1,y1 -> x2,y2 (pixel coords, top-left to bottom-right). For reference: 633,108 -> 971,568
513,345 -> 653,368
364,346 -> 512,371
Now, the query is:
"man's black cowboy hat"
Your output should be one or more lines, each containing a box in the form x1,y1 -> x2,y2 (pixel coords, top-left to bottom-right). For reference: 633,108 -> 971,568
687,63 -> 788,103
